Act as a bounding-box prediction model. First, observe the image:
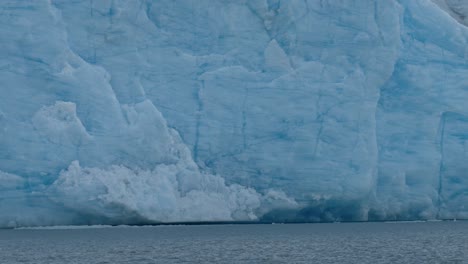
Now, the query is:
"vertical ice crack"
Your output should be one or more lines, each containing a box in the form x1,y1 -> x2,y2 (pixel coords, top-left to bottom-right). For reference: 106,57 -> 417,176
313,92 -> 324,157
241,87 -> 248,149
193,80 -> 205,163
436,112 -> 447,218
373,1 -> 386,43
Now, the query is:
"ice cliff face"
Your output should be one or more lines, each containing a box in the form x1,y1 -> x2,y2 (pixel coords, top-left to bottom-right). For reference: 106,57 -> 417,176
1,0 -> 468,227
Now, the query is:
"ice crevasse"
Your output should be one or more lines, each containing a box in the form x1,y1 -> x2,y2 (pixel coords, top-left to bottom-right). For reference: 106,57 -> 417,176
0,0 -> 468,227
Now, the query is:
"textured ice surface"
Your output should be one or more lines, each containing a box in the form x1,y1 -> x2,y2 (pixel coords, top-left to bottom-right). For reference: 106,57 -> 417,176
0,0 -> 468,227
433,0 -> 468,26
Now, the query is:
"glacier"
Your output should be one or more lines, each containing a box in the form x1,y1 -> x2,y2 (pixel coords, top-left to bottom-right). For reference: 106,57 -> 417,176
0,0 -> 468,227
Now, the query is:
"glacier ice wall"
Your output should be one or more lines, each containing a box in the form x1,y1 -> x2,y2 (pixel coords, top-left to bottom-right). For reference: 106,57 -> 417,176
433,0 -> 468,26
0,0 -> 468,227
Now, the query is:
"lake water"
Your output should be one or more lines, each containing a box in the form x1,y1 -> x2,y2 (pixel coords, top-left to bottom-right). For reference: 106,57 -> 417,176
0,221 -> 467,263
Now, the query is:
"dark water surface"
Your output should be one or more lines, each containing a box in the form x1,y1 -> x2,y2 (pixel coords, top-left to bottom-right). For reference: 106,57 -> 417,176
1,221 -> 467,263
